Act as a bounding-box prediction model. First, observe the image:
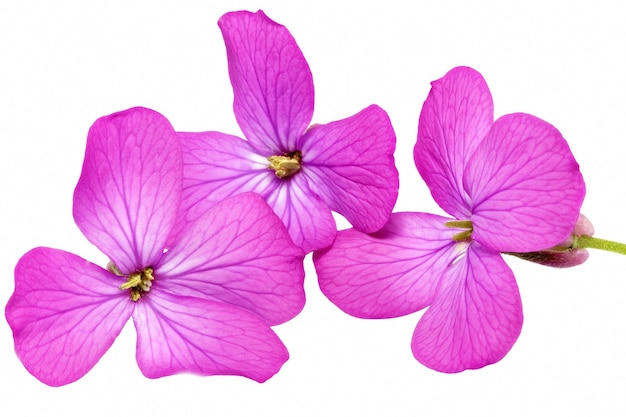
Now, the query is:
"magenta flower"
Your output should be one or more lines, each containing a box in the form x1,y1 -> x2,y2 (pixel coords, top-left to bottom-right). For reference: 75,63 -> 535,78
6,107 -> 305,386
174,10 -> 398,253
314,66 -> 586,372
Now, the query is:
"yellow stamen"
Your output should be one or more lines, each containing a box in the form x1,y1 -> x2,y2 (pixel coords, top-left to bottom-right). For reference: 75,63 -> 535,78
107,261 -> 124,276
444,220 -> 473,229
130,288 -> 142,302
444,220 -> 473,242
452,229 -> 473,242
116,266 -> 155,301
119,272 -> 142,290
268,151 -> 302,178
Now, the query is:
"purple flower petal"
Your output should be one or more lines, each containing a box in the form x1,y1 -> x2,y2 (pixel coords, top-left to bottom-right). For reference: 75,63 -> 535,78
314,212 -> 458,318
6,248 -> 133,386
219,10 -> 314,154
73,107 -> 183,273
465,113 -> 585,252
411,243 -> 523,373
133,291 -> 289,382
302,105 -> 399,233
266,175 -> 337,253
415,66 -> 494,218
171,130 -> 274,245
156,192 -> 305,326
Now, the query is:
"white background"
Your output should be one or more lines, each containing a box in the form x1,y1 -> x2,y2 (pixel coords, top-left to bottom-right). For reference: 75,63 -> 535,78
1,1 -> 625,415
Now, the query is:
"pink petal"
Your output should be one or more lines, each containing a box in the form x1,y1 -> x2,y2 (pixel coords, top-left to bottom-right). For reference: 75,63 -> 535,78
415,66 -> 494,218
133,291 -> 289,382
171,130 -> 275,245
301,105 -> 399,233
266,174 -> 337,253
412,243 -> 523,373
314,212 -> 459,318
73,107 -> 183,273
156,192 -> 305,326
465,113 -> 586,252
219,10 -> 314,154
6,248 -> 133,386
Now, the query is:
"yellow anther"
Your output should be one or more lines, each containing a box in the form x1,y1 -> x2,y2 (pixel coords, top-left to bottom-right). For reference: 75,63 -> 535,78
116,267 -> 155,301
268,151 -> 302,178
130,289 -> 142,302
452,229 -> 473,242
444,220 -> 473,229
119,272 -> 142,290
444,220 -> 473,242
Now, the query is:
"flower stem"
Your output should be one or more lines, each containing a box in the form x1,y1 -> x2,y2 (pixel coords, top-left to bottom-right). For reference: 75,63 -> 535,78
573,235 -> 626,255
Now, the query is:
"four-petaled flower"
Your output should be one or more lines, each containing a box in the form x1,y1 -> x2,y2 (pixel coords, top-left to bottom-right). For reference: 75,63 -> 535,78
314,67 -> 586,372
5,107 -> 305,386
173,10 -> 399,253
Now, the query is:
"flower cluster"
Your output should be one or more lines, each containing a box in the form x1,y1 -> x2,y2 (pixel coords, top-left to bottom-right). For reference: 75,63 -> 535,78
5,10 -> 398,386
8,9 -> 611,386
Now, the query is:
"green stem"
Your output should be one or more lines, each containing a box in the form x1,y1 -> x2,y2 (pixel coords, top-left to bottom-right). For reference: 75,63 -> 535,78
573,235 -> 626,255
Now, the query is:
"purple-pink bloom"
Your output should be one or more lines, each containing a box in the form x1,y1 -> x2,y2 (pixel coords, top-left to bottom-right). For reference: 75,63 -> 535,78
174,10 -> 399,253
6,107 -> 305,386
314,66 -> 586,372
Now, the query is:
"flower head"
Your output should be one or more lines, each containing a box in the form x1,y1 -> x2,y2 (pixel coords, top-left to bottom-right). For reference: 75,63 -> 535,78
173,10 -> 399,253
314,66 -> 586,372
6,107 -> 305,386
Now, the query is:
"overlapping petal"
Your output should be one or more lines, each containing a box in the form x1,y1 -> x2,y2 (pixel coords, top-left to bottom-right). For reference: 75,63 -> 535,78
411,243 -> 523,373
415,66 -> 494,218
219,10 -> 314,154
172,131 -> 274,244
156,192 -> 305,325
73,107 -> 183,273
6,248 -> 134,386
315,212 -> 459,318
301,105 -> 399,233
465,113 -> 585,252
133,291 -> 289,382
265,175 -> 336,253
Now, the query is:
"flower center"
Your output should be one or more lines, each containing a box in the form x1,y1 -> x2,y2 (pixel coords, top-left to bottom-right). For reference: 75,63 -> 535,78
445,220 -> 473,241
108,261 -> 155,302
268,151 -> 302,178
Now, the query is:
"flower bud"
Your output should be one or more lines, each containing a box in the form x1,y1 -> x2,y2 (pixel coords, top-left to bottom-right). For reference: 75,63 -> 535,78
509,214 -> 593,268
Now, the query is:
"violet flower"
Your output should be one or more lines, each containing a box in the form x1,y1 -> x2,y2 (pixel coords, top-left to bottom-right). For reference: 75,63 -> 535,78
314,67 -> 586,372
6,107 -> 305,386
174,10 -> 398,253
